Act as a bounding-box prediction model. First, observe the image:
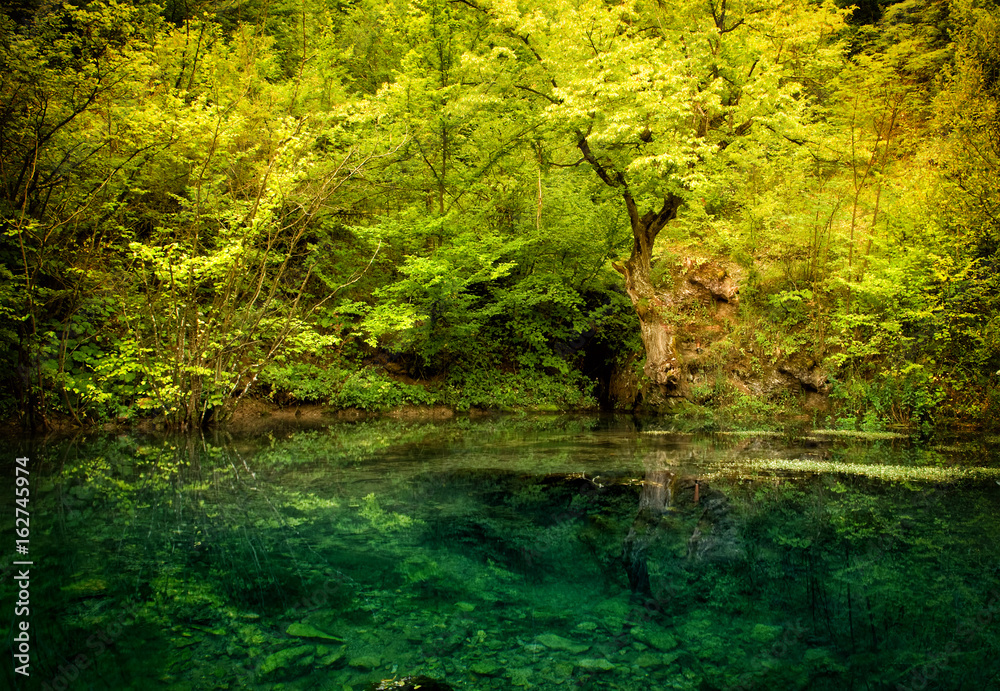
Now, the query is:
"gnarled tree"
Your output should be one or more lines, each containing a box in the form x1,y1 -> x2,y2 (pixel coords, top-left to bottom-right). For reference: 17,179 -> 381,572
475,0 -> 847,394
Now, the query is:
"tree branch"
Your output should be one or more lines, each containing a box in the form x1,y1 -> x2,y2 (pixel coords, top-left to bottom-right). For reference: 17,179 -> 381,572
513,83 -> 561,104
576,131 -> 639,230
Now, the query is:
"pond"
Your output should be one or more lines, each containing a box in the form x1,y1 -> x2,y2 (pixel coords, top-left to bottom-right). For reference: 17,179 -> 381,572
2,415 -> 1000,691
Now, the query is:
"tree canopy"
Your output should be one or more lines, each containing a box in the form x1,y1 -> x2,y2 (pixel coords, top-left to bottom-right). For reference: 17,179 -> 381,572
2,0 -> 998,430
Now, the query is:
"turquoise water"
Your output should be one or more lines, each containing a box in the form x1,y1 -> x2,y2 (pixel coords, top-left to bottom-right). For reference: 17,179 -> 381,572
2,416 -> 1000,690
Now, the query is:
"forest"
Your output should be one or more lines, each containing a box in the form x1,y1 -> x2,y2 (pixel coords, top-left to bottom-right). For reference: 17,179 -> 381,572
2,0 -> 999,431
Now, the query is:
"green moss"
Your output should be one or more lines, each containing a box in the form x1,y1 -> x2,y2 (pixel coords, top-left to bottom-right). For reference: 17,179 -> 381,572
809,429 -> 909,440
347,655 -> 381,670
631,627 -> 679,652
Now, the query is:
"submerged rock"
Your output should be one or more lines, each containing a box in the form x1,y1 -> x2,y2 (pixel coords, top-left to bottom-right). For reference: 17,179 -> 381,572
536,633 -> 590,654
508,667 -> 534,686
576,658 -> 616,672
315,644 -> 346,668
302,611 -> 348,634
424,632 -> 464,655
594,598 -> 632,630
553,661 -> 575,678
470,661 -> 501,676
349,655 -> 381,669
258,644 -> 315,681
631,626 -> 678,652
286,622 -> 344,642
634,652 -> 665,669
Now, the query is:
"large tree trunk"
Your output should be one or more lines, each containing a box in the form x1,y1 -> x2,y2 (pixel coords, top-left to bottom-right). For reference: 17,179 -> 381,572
576,135 -> 684,395
622,465 -> 676,593
613,195 -> 684,393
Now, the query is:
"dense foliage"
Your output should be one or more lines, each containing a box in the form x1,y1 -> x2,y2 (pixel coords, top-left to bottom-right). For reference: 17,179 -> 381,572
2,0 -> 999,429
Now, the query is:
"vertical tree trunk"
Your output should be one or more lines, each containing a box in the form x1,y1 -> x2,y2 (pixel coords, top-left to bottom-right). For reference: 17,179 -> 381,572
577,134 -> 684,395
623,464 -> 676,593
614,210 -> 683,390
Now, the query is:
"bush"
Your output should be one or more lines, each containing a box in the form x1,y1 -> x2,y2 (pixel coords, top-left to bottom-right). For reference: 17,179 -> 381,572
259,363 -> 348,404
260,362 -> 435,411
334,369 -> 436,411
829,363 -> 944,429
437,368 -> 597,411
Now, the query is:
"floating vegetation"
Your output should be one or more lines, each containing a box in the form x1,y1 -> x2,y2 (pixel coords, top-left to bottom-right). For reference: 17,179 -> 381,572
731,458 -> 1000,481
713,430 -> 784,437
807,429 -> 910,440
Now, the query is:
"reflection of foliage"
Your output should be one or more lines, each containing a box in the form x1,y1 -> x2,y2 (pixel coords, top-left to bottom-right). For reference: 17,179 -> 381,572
399,555 -> 443,585
358,493 -> 415,532
8,420 -> 1000,690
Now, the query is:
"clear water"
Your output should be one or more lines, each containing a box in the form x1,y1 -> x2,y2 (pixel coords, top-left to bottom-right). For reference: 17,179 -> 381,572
3,416 -> 1000,690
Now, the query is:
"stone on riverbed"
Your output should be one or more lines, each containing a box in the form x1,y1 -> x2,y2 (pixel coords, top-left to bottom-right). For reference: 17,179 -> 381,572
348,655 -> 381,669
635,652 -> 679,669
286,622 -> 344,642
470,661 -> 501,676
631,626 -> 678,651
259,645 -> 315,680
315,644 -> 346,668
536,633 -> 590,654
576,658 -> 616,672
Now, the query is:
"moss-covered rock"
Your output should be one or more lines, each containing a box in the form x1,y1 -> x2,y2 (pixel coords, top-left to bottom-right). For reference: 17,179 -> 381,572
576,658 -> 616,672
508,667 -> 533,686
535,633 -> 589,654
259,645 -> 315,681
469,661 -> 501,676
286,622 -> 344,642
631,626 -> 678,652
348,655 -> 381,670
315,644 -> 347,668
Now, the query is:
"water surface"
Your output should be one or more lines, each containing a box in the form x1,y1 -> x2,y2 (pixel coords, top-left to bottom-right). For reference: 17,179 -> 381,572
3,416 -> 999,690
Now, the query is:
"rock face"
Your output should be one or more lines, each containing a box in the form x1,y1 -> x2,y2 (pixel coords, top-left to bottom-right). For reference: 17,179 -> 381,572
679,258 -> 741,306
607,250 -> 830,410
